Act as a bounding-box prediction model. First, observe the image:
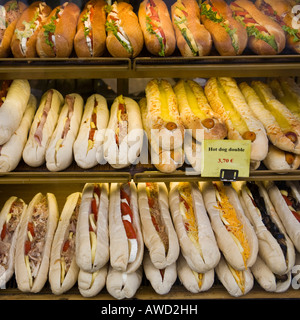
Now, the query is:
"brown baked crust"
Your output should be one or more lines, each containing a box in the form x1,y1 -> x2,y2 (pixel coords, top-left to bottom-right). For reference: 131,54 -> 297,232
138,0 -> 175,57
11,2 -> 51,58
233,0 -> 285,55
0,0 -> 27,57
201,0 -> 247,56
36,2 -> 80,58
106,2 -> 143,58
171,0 -> 212,56
74,0 -> 106,57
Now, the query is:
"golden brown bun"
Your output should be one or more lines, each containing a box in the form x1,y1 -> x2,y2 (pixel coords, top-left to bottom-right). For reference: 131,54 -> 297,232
232,0 -> 285,55
36,2 -> 80,58
0,0 -> 27,57
201,0 -> 247,55
106,2 -> 144,58
172,0 -> 212,56
74,0 -> 106,57
139,0 -> 175,57
11,2 -> 51,58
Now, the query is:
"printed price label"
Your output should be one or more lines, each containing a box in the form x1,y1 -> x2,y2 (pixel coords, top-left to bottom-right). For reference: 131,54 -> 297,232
201,140 -> 251,178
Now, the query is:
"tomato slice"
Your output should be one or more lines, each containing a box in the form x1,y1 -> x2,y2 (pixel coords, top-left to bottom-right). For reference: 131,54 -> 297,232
282,194 -> 293,206
24,240 -> 31,255
1,223 -> 6,240
292,211 -> 300,223
120,189 -> 130,205
148,197 -> 155,208
122,220 -> 136,239
121,202 -> 133,220
27,222 -> 35,237
62,240 -> 70,252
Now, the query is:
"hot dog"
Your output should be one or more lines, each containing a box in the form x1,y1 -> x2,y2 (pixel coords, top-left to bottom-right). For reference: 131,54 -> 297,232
201,181 -> 258,271
143,249 -> 177,295
145,79 -> 185,151
106,265 -> 143,300
73,94 -> 109,169
266,180 -> 300,252
75,183 -> 109,273
251,255 -> 292,293
215,255 -> 254,297
11,1 -> 51,58
23,89 -> 64,167
200,0 -> 247,56
0,0 -> 27,57
15,192 -> 59,293
268,77 -> 300,122
171,0 -> 212,57
139,0 -> 176,57
74,0 -> 106,58
169,182 -> 220,273
0,196 -> 27,288
109,182 -> 144,273
177,254 -> 215,294
249,80 -> 300,155
238,181 -> 295,275
230,0 -> 286,55
240,81 -> 300,156
105,1 -> 143,58
0,95 -> 36,173
174,79 -> 227,141
0,79 -> 31,145
36,2 -> 80,58
204,77 -> 269,163
139,97 -> 184,174
263,144 -> 300,171
255,0 -> 300,53
137,182 -> 179,270
78,264 -> 108,298
103,95 -> 143,169
46,93 -> 84,172
49,192 -> 81,295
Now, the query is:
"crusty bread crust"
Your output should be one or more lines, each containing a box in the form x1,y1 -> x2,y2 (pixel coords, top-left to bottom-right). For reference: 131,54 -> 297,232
74,0 -> 106,57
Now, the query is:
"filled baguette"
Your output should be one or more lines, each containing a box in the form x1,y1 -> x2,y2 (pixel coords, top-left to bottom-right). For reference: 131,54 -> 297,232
139,0 -> 175,57
174,79 -> 227,141
73,94 -> 109,169
36,2 -> 80,57
11,1 -> 51,58
230,0 -> 285,55
75,183 -> 109,273
0,95 -> 36,173
201,181 -> 258,271
171,0 -> 212,57
23,89 -> 64,167
200,0 -> 247,56
266,180 -> 300,252
169,182 -> 220,273
0,196 -> 27,288
238,181 -> 295,275
0,79 -> 31,145
105,1 -> 143,58
15,193 -> 59,293
0,0 -> 27,57
49,192 -> 81,295
109,182 -> 144,273
204,77 -> 268,163
46,93 -> 83,172
74,0 -> 106,57
137,182 -> 179,270
103,95 -> 143,169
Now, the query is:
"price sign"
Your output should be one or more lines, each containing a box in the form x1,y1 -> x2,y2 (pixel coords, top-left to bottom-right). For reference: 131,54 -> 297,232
201,140 -> 251,179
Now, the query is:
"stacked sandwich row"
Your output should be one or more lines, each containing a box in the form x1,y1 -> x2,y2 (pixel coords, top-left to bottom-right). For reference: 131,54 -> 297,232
1,76 -> 300,174
1,0 -> 300,59
0,180 -> 299,299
